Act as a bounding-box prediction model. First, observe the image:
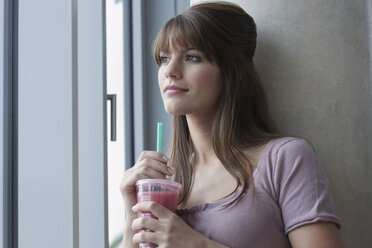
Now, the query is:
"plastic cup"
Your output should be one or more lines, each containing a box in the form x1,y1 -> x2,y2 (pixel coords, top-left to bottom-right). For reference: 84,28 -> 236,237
136,179 -> 182,248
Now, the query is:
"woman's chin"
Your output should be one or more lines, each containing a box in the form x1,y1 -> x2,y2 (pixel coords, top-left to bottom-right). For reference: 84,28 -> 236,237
164,106 -> 190,115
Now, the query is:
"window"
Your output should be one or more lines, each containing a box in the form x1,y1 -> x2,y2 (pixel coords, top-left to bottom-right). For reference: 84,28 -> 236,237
106,0 -> 125,246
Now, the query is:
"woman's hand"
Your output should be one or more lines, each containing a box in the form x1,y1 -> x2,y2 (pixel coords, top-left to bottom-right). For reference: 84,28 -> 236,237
120,151 -> 174,212
131,201 -> 213,248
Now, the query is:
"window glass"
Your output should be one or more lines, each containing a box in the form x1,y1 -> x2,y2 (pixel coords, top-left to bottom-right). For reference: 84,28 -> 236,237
106,0 -> 125,247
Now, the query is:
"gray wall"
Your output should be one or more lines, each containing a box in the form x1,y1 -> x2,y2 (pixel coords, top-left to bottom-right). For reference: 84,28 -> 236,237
0,0 -> 4,246
193,0 -> 372,247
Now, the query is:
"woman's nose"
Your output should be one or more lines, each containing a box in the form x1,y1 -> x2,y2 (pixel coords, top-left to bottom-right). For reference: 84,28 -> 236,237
165,59 -> 182,79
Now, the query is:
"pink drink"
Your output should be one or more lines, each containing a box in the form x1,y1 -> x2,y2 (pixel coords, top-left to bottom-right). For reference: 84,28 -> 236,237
136,179 -> 182,248
137,191 -> 179,218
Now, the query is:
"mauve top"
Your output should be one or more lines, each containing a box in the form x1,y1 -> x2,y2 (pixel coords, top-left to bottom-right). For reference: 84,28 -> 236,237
177,137 -> 341,248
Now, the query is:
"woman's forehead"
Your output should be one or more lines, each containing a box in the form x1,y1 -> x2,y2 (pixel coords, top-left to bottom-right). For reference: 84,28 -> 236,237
160,45 -> 199,54
162,37 -> 197,51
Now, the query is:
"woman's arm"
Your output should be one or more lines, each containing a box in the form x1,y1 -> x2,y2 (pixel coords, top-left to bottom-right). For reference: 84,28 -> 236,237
121,212 -> 137,248
119,151 -> 174,248
288,222 -> 343,248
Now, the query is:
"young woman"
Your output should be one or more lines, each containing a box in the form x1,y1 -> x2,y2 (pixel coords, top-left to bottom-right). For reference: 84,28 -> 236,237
120,2 -> 343,247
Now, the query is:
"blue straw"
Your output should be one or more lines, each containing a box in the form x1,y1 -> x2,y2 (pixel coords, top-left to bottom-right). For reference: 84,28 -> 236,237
157,122 -> 162,153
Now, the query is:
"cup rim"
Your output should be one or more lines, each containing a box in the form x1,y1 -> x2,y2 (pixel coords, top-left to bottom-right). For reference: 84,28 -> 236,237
135,178 -> 182,189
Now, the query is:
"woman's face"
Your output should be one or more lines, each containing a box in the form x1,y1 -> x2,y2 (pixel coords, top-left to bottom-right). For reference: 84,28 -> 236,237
158,47 -> 222,117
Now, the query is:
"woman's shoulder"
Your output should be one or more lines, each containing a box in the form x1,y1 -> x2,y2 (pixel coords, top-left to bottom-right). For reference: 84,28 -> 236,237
265,136 -> 315,157
260,136 -> 320,172
257,136 -> 329,197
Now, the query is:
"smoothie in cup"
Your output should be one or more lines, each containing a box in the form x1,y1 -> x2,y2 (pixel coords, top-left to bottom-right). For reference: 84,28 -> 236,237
136,179 -> 182,248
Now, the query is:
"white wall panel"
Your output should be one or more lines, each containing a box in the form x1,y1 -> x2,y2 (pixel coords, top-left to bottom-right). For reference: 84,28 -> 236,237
78,0 -> 107,247
18,1 -> 74,247
17,0 -> 107,247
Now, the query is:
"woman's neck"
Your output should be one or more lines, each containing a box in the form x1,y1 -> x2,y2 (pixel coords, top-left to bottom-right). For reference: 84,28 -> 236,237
186,113 -> 216,165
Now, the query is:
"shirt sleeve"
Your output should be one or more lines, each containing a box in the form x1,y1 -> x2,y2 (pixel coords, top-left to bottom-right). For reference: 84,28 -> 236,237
272,138 -> 341,234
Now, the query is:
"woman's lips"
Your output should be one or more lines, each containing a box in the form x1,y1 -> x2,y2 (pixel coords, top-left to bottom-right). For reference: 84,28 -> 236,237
164,85 -> 189,95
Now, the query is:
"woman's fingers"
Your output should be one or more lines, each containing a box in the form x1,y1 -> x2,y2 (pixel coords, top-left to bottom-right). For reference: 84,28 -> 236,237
132,201 -> 173,220
131,202 -> 192,247
120,152 -> 173,195
136,157 -> 173,177
120,168 -> 166,197
136,150 -> 169,164
131,202 -> 203,247
120,150 -> 175,215
138,167 -> 167,180
132,216 -> 159,232
132,230 -> 158,245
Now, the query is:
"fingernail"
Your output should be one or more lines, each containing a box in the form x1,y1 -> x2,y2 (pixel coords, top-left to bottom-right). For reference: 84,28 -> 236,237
162,155 -> 169,162
132,205 -> 137,211
167,167 -> 174,174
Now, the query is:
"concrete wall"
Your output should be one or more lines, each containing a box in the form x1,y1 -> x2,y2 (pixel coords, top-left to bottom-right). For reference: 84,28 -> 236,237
192,0 -> 372,247
0,0 -> 4,247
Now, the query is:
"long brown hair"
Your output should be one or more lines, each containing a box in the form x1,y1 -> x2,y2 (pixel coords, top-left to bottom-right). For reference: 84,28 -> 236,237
153,1 -> 280,207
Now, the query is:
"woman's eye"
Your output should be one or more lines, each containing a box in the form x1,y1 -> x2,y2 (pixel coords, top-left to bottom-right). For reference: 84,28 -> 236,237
186,54 -> 201,62
159,56 -> 170,64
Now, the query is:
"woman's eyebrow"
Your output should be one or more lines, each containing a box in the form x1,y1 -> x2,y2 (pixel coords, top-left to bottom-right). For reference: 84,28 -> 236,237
159,48 -> 199,55
159,50 -> 169,55
180,48 -> 199,53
